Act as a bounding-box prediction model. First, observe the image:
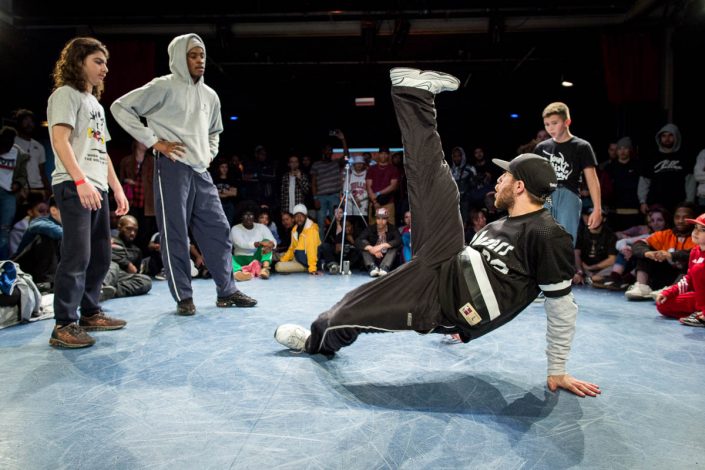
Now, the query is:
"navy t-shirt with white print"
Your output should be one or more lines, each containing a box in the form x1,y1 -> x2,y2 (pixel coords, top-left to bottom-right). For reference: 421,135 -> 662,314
441,208 -> 575,341
534,137 -> 597,195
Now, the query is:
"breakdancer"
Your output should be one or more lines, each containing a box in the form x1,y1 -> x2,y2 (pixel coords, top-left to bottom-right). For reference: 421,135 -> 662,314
275,68 -> 600,397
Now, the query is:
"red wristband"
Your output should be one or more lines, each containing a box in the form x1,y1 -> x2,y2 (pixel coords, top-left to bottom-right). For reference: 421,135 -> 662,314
74,179 -> 86,186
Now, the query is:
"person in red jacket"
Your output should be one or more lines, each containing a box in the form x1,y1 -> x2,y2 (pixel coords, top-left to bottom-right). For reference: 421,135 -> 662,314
655,213 -> 705,326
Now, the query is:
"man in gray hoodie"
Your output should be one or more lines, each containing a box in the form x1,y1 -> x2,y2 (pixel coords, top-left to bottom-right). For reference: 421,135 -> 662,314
111,33 -> 256,315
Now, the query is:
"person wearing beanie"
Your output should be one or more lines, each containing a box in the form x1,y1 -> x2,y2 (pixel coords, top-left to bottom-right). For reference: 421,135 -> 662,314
274,68 -> 600,398
275,204 -> 321,274
111,33 -> 256,315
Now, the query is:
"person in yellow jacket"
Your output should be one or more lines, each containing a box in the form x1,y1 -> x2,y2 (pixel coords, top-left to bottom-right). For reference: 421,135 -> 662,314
275,204 -> 322,275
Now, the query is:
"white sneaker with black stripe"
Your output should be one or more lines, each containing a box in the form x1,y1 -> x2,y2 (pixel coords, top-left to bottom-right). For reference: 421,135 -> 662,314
390,68 -> 460,94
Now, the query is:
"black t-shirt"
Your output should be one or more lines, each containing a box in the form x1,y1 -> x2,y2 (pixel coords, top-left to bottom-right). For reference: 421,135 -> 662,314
441,208 -> 575,341
639,148 -> 692,209
604,159 -> 640,209
213,175 -> 238,202
576,226 -> 618,266
535,137 -> 598,195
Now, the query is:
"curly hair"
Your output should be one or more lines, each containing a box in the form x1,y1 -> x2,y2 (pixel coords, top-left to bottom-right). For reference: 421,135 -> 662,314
52,37 -> 109,100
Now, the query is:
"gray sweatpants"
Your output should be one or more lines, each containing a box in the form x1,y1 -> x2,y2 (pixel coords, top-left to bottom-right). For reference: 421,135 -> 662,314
103,262 -> 152,298
154,154 -> 238,303
305,86 -> 465,355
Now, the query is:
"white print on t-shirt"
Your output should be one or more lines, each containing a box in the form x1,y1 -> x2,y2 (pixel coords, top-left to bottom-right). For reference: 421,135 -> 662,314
541,149 -> 572,181
471,230 -> 515,275
653,160 -> 683,173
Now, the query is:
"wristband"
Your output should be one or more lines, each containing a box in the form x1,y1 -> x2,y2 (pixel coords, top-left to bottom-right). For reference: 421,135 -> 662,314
375,191 -> 381,198
75,179 -> 86,186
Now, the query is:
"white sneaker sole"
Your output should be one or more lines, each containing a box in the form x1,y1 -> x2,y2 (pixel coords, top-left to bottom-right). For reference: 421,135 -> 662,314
390,67 -> 460,93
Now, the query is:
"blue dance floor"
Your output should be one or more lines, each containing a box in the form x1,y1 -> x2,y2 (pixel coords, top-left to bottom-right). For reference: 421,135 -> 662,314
1,274 -> 703,469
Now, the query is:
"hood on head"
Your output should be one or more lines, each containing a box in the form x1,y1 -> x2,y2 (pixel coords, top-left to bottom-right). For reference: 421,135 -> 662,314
168,33 -> 206,83
655,123 -> 681,153
451,146 -> 466,168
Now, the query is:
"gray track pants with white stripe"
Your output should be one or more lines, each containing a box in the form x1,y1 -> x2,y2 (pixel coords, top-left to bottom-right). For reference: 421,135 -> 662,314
154,154 -> 238,303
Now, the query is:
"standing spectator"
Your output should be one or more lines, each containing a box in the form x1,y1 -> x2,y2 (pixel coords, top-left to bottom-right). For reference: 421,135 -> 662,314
13,109 -> 50,197
467,147 -> 498,209
599,142 -> 619,170
47,37 -> 129,348
366,146 -> 400,225
119,139 -> 155,251
449,146 -> 475,225
311,132 -> 345,239
280,155 -> 310,215
604,137 -> 641,231
243,145 -> 277,207
342,155 -> 368,233
535,102 -> 602,247
692,147 -> 705,207
639,124 -> 691,214
212,158 -> 238,227
111,33 -> 257,315
0,126 -> 29,259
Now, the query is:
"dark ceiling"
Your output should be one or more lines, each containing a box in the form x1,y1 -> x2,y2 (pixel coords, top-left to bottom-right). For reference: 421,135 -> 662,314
1,0 -> 702,158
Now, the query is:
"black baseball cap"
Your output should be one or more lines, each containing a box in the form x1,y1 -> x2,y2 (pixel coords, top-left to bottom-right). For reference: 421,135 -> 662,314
492,153 -> 558,198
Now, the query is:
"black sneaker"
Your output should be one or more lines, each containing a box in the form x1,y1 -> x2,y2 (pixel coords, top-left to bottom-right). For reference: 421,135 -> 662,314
49,323 -> 96,348
176,298 -> 196,316
216,291 -> 257,308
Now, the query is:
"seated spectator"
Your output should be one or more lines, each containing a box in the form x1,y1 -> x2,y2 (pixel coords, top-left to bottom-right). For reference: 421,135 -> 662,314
275,204 -> 321,275
594,206 -> 669,290
13,196 -> 62,290
318,207 -> 361,273
276,211 -> 294,257
464,207 -> 488,243
356,207 -> 401,277
9,192 -> 47,256
399,210 -> 412,263
573,207 -> 617,285
230,210 -> 276,281
258,208 -> 281,245
104,215 -> 152,299
625,202 -> 696,300
655,213 -> 705,321
142,232 -> 203,281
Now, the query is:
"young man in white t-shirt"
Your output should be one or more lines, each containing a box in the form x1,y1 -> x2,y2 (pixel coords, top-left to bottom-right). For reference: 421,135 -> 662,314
47,37 -> 129,348
13,109 -> 50,195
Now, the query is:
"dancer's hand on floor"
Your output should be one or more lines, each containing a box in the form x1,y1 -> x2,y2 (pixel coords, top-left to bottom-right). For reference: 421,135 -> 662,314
547,374 -> 601,397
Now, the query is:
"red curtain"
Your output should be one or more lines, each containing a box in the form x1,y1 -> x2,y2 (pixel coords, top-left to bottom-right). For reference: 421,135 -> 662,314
601,32 -> 661,104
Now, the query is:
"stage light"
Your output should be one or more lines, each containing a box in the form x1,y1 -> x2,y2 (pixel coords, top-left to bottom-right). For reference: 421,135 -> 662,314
510,113 -> 519,119
229,116 -> 239,121
561,80 -> 574,88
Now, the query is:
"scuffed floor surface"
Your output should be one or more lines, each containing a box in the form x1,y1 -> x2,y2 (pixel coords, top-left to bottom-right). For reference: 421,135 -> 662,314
1,274 -> 704,469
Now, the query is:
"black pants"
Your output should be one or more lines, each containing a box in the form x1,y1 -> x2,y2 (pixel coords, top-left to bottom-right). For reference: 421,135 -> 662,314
305,86 -> 465,355
52,181 -> 111,325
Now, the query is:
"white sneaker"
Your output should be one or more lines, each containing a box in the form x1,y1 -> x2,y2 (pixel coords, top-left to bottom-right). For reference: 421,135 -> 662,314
390,67 -> 460,94
625,282 -> 653,300
378,269 -> 388,276
274,324 -> 311,351
649,287 -> 665,300
369,267 -> 380,278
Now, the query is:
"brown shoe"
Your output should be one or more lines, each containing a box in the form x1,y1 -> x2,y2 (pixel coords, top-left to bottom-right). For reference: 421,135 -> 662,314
49,324 -> 96,348
79,312 -> 127,331
260,267 -> 271,280
234,270 -> 253,282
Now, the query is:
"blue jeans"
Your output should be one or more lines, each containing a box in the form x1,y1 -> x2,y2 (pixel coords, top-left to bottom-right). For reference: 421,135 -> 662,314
545,186 -> 582,247
0,188 -> 16,259
315,193 -> 339,239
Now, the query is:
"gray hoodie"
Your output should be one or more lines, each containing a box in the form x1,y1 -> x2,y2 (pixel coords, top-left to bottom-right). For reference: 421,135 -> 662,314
111,34 -> 223,172
655,123 -> 682,153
